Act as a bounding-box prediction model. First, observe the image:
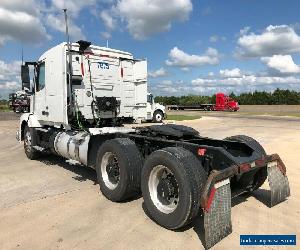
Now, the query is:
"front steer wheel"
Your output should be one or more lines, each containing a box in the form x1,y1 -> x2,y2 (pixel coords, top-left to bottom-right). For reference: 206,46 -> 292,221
23,126 -> 41,160
141,147 -> 207,230
96,138 -> 144,202
153,110 -> 164,123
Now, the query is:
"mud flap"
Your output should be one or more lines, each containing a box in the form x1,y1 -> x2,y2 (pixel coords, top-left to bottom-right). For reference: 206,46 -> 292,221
204,178 -> 232,249
267,163 -> 290,207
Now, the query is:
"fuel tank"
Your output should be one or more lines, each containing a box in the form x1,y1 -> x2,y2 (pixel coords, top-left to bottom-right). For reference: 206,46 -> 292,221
53,131 -> 90,165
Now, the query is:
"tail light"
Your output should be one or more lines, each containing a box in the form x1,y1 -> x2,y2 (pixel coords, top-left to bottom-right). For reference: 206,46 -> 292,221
198,148 -> 206,156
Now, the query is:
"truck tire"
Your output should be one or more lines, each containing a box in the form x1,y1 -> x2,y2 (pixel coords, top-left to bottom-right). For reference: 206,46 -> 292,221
23,126 -> 40,160
224,135 -> 267,191
141,147 -> 207,230
153,110 -> 163,123
96,138 -> 144,202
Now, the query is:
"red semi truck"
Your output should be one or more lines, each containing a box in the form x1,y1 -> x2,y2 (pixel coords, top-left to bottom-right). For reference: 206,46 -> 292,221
168,92 -> 239,111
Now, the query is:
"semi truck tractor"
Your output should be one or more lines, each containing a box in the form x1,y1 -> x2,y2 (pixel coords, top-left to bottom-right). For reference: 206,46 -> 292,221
17,40 -> 290,249
9,90 -> 30,113
146,92 -> 165,122
168,92 -> 239,111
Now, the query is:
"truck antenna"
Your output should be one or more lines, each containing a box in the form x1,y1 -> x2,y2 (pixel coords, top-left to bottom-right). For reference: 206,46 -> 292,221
21,47 -> 23,65
63,8 -> 73,113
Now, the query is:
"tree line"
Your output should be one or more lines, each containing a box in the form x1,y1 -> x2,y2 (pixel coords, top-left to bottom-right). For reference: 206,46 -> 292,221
154,89 -> 300,105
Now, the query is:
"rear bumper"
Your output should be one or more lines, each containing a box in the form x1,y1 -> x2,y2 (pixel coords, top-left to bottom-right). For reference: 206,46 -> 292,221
201,154 -> 285,211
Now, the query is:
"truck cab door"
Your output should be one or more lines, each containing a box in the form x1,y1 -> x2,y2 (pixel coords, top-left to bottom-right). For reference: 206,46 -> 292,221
146,93 -> 154,119
34,62 -> 47,119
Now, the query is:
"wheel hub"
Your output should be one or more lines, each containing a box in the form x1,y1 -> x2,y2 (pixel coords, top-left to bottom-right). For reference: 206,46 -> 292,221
106,158 -> 120,185
148,165 -> 179,214
157,177 -> 177,205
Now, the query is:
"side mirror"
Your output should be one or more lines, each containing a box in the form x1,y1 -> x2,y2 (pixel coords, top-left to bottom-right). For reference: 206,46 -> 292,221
21,65 -> 30,90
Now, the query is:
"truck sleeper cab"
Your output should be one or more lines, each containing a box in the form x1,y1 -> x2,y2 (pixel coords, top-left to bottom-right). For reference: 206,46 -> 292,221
21,41 -> 150,129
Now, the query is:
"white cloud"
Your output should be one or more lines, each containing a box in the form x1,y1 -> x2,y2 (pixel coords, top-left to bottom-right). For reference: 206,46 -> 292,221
148,67 -> 168,78
261,55 -> 300,74
0,81 -> 19,90
239,26 -> 250,36
219,68 -> 242,78
209,35 -> 226,43
0,0 -> 38,15
237,25 -> 300,58
166,47 -> 220,68
191,74 -> 300,87
151,80 -> 178,95
181,67 -> 190,72
100,10 -> 116,30
51,0 -> 96,17
0,60 -> 22,92
46,14 -> 86,41
116,0 -> 193,40
152,63 -> 300,96
46,0 -> 100,41
209,36 -> 218,43
0,60 -> 21,79
161,80 -> 173,86
0,1 -> 49,45
101,31 -> 112,40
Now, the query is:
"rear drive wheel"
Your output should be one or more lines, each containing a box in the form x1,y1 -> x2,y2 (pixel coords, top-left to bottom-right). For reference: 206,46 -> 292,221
141,147 -> 207,229
96,138 -> 143,202
153,110 -> 163,123
225,135 -> 267,191
23,126 -> 40,160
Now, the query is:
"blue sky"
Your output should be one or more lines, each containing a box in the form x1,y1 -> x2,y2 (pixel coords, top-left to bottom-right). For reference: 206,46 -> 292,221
1,0 -> 300,98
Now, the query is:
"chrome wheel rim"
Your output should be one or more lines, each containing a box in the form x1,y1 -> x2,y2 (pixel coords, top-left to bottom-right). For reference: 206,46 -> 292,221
101,152 -> 120,190
156,113 -> 162,122
148,165 -> 179,214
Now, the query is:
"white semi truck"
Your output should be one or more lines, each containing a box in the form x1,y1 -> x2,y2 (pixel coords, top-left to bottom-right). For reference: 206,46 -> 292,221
17,40 -> 290,249
146,92 -> 165,123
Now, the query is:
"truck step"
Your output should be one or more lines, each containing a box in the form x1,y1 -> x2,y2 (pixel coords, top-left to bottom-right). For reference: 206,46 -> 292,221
203,178 -> 232,249
267,163 -> 290,207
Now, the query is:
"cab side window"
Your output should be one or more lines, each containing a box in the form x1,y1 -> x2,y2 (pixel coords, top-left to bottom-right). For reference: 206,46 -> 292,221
37,63 -> 45,91
147,94 -> 153,103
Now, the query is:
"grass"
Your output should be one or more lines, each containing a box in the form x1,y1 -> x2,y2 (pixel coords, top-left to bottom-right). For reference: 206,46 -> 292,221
166,115 -> 201,121
0,104 -> 10,112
